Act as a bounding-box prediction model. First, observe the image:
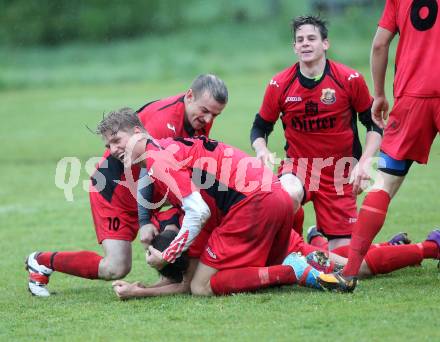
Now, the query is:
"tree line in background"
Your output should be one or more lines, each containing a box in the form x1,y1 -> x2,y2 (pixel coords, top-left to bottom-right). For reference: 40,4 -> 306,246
0,0 -> 380,46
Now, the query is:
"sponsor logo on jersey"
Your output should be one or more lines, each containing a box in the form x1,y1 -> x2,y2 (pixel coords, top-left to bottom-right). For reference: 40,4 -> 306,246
167,123 -> 176,134
285,96 -> 302,103
290,100 -> 337,132
320,88 -> 336,105
348,72 -> 359,81
304,101 -> 318,117
269,79 -> 280,88
206,246 -> 217,259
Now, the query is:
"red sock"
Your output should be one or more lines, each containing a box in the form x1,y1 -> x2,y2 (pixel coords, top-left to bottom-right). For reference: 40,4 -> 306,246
210,265 -> 296,295
37,251 -> 102,279
364,244 -> 423,275
292,207 -> 304,235
420,241 -> 439,259
331,245 -> 349,258
343,190 -> 390,277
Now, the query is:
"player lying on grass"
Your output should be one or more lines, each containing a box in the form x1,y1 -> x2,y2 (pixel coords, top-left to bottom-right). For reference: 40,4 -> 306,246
26,75 -> 228,297
112,227 -> 440,299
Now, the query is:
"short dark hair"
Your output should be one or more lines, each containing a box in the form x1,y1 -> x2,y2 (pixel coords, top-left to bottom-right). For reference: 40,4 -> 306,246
291,15 -> 328,41
152,230 -> 189,282
191,74 -> 228,104
95,107 -> 144,136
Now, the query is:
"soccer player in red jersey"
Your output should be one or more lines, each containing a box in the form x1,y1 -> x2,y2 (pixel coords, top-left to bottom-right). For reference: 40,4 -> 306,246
99,108 -> 325,297
318,0 -> 440,292
26,75 -> 228,297
250,16 -> 383,250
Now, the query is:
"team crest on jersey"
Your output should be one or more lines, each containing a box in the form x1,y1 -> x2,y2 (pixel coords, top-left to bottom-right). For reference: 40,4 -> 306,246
320,88 -> 336,104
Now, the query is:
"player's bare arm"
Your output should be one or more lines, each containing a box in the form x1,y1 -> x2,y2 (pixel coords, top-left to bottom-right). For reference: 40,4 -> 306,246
370,27 -> 395,128
351,130 -> 382,195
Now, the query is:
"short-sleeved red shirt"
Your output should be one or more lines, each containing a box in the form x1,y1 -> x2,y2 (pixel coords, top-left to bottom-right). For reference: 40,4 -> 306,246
144,136 -> 277,213
379,0 -> 440,98
259,60 -> 372,163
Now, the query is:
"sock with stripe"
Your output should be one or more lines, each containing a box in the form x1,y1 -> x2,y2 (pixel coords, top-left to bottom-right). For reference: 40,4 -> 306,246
343,190 -> 391,277
37,251 -> 102,279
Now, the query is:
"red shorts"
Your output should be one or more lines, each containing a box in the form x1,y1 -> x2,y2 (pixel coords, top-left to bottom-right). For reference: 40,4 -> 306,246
279,161 -> 357,238
200,185 -> 294,270
89,187 -> 138,243
381,96 -> 440,164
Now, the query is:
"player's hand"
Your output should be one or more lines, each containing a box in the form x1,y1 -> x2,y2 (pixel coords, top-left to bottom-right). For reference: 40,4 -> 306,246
139,223 -> 159,250
256,147 -> 276,169
147,246 -> 168,270
112,280 -> 142,299
350,158 -> 372,195
371,95 -> 389,129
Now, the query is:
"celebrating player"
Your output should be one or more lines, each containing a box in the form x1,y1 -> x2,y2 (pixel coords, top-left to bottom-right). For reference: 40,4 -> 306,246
98,108 -> 325,297
250,16 -> 383,250
318,0 -> 440,292
26,74 -> 228,297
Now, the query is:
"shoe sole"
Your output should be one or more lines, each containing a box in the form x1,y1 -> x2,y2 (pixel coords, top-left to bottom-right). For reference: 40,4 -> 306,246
317,277 -> 356,293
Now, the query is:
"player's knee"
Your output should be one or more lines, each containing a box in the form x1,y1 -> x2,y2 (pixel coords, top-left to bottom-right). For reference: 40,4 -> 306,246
99,260 -> 131,280
190,280 -> 211,296
280,177 -> 304,206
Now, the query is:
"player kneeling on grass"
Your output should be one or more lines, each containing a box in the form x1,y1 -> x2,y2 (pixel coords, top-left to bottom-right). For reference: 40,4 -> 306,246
25,74 -> 228,297
97,108 -> 325,297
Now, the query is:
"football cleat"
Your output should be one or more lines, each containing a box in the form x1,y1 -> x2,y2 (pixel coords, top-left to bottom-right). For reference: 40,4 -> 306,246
317,272 -> 357,293
282,252 -> 323,290
306,225 -> 324,244
388,232 -> 411,245
306,250 -> 344,273
26,252 -> 53,297
426,229 -> 440,260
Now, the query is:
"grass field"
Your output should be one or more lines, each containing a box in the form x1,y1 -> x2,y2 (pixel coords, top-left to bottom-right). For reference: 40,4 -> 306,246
1,12 -> 440,342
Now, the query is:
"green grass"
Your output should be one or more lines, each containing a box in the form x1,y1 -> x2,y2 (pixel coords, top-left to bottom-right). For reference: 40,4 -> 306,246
2,11 -> 440,341
2,74 -> 440,341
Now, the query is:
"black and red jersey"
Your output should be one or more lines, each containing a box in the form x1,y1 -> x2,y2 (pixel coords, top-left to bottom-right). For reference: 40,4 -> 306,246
259,60 -> 372,162
144,136 -> 277,217
91,93 -> 212,205
379,0 -> 440,98
138,93 -> 212,138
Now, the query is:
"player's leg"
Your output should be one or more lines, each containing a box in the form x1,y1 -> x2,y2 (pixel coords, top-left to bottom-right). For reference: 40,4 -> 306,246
190,262 -> 218,296
340,170 -> 405,277
312,184 -> 356,251
279,171 -> 308,235
98,239 -> 132,279
200,187 -> 322,296
320,97 -> 440,290
307,225 -> 329,249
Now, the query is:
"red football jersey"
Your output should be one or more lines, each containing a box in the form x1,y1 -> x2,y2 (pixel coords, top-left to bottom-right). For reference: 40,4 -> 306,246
91,93 -> 212,206
259,60 -> 372,163
138,93 -> 212,138
379,0 -> 440,97
144,136 -> 277,215
144,136 -> 278,262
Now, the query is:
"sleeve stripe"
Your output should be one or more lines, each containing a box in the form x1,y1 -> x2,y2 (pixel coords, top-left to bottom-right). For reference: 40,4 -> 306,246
162,230 -> 189,263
